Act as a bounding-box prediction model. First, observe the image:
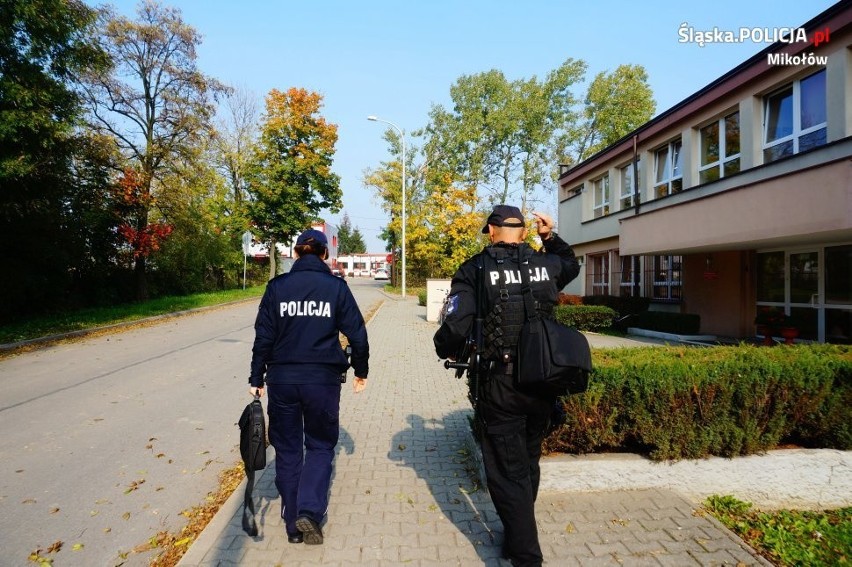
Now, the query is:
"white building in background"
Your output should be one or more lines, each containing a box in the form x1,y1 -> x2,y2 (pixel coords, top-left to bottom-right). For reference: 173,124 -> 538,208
337,253 -> 391,277
245,221 -> 340,270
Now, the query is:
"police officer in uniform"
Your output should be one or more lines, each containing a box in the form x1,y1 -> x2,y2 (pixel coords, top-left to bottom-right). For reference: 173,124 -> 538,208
249,229 -> 369,545
434,205 -> 579,567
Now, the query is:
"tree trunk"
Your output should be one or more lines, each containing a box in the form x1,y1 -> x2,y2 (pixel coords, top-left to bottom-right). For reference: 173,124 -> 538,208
134,205 -> 150,301
268,238 -> 277,280
134,255 -> 148,301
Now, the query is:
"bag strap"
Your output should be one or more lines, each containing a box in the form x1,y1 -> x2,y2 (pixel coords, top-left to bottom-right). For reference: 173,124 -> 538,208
242,469 -> 258,536
518,246 -> 538,322
492,247 -> 510,304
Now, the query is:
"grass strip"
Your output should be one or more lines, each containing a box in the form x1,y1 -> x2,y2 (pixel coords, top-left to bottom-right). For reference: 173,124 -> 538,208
704,495 -> 851,566
0,287 -> 265,345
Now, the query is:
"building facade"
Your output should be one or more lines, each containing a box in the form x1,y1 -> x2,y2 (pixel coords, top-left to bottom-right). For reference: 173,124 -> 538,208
557,2 -> 852,343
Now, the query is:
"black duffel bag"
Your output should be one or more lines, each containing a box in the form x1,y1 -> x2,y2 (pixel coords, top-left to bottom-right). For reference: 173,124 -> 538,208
515,261 -> 592,397
238,395 -> 266,536
517,315 -> 591,396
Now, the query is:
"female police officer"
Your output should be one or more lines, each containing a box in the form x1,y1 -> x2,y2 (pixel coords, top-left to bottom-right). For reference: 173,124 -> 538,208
248,229 -> 369,545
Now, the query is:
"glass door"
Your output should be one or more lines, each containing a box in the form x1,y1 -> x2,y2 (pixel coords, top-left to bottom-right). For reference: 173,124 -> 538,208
824,244 -> 852,344
788,251 -> 819,341
758,246 -> 852,343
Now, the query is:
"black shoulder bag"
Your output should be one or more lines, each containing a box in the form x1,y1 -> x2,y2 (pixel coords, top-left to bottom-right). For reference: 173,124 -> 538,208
238,394 -> 267,536
516,257 -> 592,397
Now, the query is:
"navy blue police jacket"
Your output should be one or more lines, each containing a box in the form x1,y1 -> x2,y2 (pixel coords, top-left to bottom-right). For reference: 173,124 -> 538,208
433,234 -> 579,360
249,254 -> 369,386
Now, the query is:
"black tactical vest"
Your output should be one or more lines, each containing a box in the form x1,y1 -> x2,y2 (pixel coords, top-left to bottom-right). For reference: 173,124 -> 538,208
480,245 -> 552,362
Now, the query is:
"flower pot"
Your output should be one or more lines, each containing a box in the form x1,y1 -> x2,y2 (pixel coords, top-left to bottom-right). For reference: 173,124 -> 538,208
780,327 -> 799,345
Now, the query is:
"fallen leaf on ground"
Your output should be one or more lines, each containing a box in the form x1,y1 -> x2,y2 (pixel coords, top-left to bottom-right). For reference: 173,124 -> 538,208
46,541 -> 62,553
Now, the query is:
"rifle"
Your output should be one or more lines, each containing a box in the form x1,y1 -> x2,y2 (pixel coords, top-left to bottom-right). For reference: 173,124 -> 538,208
443,257 -> 485,410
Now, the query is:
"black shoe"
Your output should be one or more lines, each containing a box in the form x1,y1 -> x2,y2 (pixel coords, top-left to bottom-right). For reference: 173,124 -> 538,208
295,515 -> 323,545
287,533 -> 303,544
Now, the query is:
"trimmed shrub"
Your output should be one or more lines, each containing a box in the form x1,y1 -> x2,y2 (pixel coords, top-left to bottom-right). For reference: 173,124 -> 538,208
582,294 -> 650,316
630,311 -> 701,335
544,344 -> 852,461
418,290 -> 427,306
553,305 -> 617,332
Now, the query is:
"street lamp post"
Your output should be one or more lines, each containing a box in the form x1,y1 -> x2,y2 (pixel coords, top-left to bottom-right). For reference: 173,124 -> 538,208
367,115 -> 406,298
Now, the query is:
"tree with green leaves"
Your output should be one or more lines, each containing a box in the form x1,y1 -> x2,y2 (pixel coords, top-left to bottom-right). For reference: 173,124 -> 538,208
364,129 -> 482,282
0,0 -> 110,319
370,59 -> 656,280
569,64 -> 656,162
80,0 -> 228,299
337,212 -> 366,255
424,58 -> 587,213
148,147 -> 243,294
246,88 -> 341,278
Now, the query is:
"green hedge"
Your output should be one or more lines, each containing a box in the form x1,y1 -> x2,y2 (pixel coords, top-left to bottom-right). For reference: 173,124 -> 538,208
553,305 -> 617,331
545,344 -> 852,461
582,294 -> 650,316
629,311 -> 701,334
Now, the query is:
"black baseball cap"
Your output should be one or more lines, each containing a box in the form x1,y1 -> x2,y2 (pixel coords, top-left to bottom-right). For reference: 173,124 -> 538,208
295,229 -> 327,246
481,205 -> 525,233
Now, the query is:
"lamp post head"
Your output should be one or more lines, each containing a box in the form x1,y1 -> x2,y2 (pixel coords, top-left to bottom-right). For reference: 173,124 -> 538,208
367,115 -> 378,121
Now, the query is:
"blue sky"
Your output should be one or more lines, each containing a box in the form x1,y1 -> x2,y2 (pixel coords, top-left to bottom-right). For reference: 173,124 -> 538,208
98,0 -> 839,251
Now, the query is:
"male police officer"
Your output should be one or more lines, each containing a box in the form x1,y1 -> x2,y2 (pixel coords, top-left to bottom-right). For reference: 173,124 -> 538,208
434,205 -> 579,567
249,229 -> 369,545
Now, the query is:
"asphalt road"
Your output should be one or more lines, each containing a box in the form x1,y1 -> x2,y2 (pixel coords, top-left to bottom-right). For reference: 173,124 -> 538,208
0,277 -> 387,567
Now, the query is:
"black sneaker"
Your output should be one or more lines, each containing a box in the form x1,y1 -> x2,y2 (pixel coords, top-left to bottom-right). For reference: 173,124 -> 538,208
295,516 -> 323,545
287,533 -> 303,544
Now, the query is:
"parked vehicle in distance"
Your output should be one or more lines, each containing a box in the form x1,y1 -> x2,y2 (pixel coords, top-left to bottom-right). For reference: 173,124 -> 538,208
374,269 -> 388,280
331,269 -> 345,278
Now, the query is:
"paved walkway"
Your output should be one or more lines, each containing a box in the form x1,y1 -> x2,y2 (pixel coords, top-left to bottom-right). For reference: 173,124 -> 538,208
178,297 -> 772,566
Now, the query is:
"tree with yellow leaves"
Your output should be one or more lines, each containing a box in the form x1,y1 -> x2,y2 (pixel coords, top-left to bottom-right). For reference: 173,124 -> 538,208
365,130 -> 481,283
246,88 -> 341,277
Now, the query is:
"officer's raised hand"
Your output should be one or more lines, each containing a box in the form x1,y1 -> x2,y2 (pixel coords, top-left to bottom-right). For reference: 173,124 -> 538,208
353,377 -> 367,394
532,211 -> 554,241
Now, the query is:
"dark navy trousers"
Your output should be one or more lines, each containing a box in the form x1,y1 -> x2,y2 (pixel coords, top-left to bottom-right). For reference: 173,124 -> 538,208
267,381 -> 341,536
479,372 -> 552,567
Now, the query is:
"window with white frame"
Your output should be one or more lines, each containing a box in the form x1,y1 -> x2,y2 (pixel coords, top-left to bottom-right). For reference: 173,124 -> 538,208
653,139 -> 683,198
699,112 -> 741,184
647,255 -> 682,301
619,160 -> 639,209
592,174 -> 610,218
618,255 -> 640,297
588,253 -> 609,296
763,68 -> 826,163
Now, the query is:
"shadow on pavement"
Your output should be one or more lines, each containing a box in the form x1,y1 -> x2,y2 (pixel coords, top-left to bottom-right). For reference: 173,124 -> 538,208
388,412 -> 504,565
